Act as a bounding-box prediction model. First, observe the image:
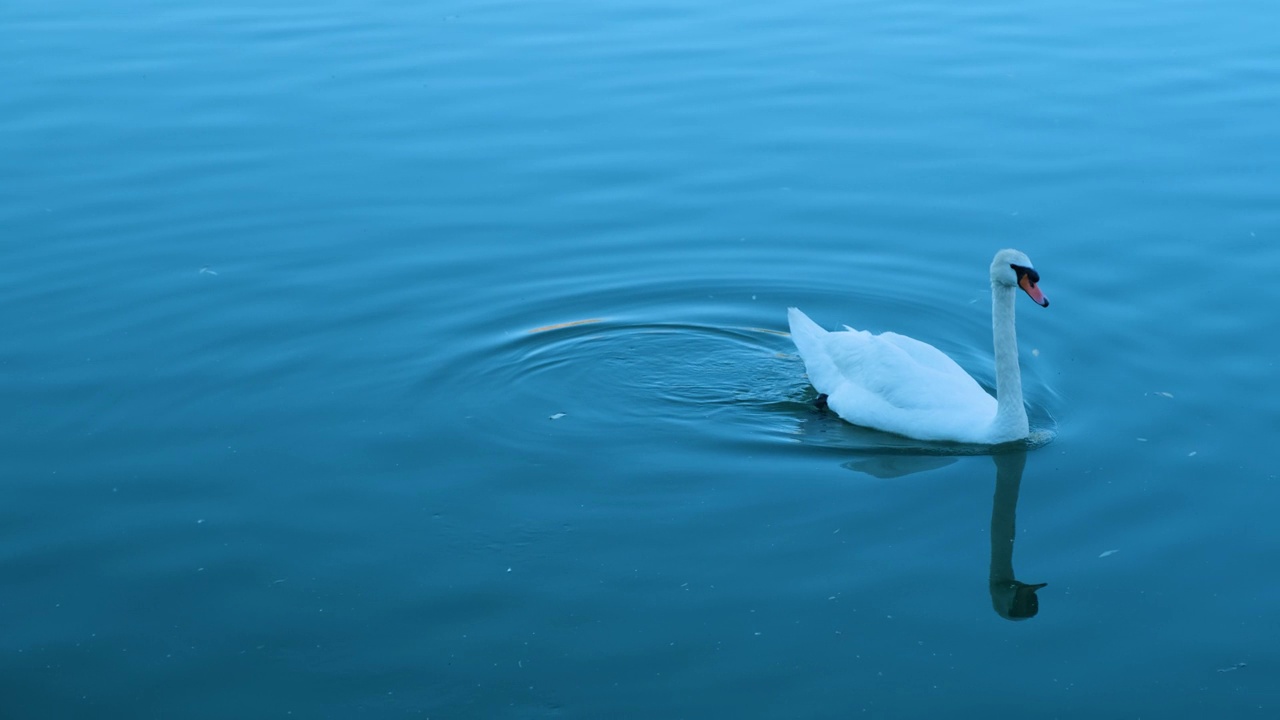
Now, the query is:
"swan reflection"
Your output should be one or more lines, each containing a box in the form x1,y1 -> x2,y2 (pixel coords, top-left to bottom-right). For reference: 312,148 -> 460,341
841,448 -> 1048,620
989,450 -> 1047,620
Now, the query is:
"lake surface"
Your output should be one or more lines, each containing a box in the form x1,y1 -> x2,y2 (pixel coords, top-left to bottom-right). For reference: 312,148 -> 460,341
4,0 -> 1279,716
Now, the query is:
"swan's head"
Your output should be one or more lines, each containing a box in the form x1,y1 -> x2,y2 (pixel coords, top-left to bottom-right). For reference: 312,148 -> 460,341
990,249 -> 1049,307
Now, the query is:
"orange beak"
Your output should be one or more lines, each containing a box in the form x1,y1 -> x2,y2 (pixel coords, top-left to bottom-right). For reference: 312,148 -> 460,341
1019,274 -> 1049,307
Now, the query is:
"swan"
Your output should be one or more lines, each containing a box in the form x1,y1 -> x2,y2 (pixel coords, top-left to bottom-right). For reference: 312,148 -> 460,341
788,249 -> 1049,444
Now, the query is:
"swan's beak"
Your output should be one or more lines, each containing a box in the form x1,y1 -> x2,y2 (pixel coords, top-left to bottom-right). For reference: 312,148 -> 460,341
1019,275 -> 1049,307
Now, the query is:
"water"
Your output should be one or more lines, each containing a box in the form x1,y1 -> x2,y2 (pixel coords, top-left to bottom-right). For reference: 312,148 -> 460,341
4,0 -> 1279,716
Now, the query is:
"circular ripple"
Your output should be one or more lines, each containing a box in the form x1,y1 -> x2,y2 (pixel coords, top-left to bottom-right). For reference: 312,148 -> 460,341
469,318 -> 807,443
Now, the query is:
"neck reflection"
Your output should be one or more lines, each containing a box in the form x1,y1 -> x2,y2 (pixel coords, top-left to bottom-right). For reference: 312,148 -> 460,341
989,450 -> 1047,620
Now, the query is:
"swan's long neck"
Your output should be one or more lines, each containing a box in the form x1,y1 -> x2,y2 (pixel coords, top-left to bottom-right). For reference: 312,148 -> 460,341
990,282 -> 1028,441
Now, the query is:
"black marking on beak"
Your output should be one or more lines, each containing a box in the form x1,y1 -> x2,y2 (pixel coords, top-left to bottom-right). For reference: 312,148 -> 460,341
1010,264 -> 1040,284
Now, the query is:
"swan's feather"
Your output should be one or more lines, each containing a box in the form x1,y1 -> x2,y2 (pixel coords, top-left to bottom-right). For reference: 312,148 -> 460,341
788,307 -> 998,443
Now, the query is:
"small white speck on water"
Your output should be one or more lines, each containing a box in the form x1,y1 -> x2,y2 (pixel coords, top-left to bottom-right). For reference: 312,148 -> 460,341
1031,348 -> 1040,357
1154,391 -> 1174,398
1099,549 -> 1119,558
1136,437 -> 1148,442
197,519 -> 205,524
506,567 -> 512,572
1188,451 -> 1197,457
549,412 -> 566,420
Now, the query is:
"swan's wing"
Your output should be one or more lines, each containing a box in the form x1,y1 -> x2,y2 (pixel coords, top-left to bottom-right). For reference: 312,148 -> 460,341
819,327 -> 994,412
821,329 -> 999,441
789,309 -> 1000,441
876,331 -> 978,385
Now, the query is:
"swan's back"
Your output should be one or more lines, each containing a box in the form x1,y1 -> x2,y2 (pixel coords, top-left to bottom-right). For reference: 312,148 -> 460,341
788,307 -> 998,442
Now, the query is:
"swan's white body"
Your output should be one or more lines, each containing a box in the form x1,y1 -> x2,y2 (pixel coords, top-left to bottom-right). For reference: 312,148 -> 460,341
788,249 -> 1048,445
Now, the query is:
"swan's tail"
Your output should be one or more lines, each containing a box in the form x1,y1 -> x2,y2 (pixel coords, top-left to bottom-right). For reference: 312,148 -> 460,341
787,307 -> 839,395
787,307 -> 826,345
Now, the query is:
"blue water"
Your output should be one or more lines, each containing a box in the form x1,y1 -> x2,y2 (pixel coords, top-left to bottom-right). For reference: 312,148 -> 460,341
4,0 -> 1280,716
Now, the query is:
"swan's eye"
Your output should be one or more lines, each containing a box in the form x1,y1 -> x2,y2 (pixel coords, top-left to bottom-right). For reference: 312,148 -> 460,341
1010,264 -> 1039,284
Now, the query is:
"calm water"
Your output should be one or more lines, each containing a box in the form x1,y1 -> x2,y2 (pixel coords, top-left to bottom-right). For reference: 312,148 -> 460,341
4,0 -> 1280,716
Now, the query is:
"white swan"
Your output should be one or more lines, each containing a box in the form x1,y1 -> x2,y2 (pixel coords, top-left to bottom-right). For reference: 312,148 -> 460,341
788,249 -> 1049,444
